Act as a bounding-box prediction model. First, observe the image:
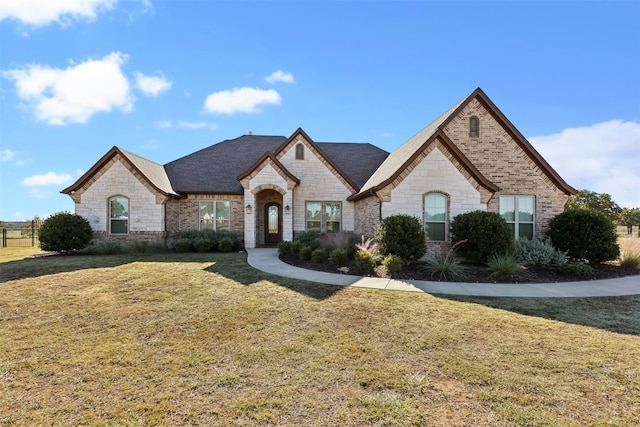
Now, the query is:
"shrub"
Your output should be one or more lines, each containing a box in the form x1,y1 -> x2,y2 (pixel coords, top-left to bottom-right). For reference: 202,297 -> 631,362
487,253 -> 524,279
278,240 -> 292,257
127,240 -> 149,254
560,262 -> 593,278
320,231 -> 359,258
375,215 -> 426,262
382,254 -> 403,274
425,253 -> 466,280
329,247 -> 349,267
311,248 -> 327,263
218,236 -> 235,252
294,231 -> 323,250
450,210 -> 513,263
290,241 -> 304,258
619,253 -> 640,269
355,249 -> 376,273
546,209 -> 620,264
193,237 -> 212,253
39,212 -> 93,252
513,237 -> 567,267
174,237 -> 192,253
92,240 -> 123,255
299,245 -> 313,261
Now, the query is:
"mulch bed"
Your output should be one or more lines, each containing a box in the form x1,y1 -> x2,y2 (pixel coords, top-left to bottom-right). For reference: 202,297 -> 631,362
280,255 -> 640,284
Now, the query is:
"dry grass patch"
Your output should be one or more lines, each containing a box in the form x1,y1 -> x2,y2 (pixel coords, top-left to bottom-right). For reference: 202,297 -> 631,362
1,252 -> 639,426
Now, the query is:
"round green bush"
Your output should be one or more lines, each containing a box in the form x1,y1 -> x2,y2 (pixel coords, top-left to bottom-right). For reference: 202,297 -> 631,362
375,215 -> 426,262
559,262 -> 593,278
299,245 -> 313,261
546,209 -> 620,264
174,237 -> 192,253
193,237 -> 212,252
329,247 -> 349,267
218,236 -> 234,252
278,240 -> 292,257
311,248 -> 327,263
355,249 -> 376,273
450,210 -> 513,263
38,212 -> 93,252
382,254 -> 403,274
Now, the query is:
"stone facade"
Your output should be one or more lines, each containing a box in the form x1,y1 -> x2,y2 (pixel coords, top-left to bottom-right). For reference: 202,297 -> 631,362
73,158 -> 167,241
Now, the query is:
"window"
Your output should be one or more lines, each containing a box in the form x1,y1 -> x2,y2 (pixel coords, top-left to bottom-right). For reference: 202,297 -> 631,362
469,116 -> 479,138
306,201 -> 341,232
109,196 -> 129,234
424,193 -> 447,241
199,200 -> 231,231
500,196 -> 535,239
295,144 -> 304,160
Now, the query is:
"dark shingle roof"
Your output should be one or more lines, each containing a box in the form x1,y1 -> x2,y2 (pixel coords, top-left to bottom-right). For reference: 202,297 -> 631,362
163,135 -> 389,194
164,135 -> 286,193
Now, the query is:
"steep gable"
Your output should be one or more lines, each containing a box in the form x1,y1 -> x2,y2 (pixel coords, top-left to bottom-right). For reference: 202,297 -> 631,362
61,146 -> 179,201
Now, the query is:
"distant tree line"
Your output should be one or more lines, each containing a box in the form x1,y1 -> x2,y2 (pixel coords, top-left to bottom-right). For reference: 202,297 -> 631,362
566,190 -> 640,235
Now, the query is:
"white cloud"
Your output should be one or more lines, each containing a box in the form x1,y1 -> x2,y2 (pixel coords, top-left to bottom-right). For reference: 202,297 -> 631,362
203,87 -> 281,114
134,71 -> 172,97
529,120 -> 640,208
265,70 -> 295,84
22,171 -> 73,186
0,148 -> 15,161
3,52 -> 134,125
177,120 -> 207,129
28,189 -> 52,199
0,0 -> 118,27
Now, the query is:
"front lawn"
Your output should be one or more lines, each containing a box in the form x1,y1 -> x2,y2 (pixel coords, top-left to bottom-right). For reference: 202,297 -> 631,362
1,250 -> 639,426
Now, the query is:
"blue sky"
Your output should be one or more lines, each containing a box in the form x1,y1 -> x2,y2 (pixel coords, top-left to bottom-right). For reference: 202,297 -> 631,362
1,0 -> 639,221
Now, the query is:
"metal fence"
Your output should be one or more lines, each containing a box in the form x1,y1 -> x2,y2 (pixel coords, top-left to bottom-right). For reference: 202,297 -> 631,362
1,220 -> 40,248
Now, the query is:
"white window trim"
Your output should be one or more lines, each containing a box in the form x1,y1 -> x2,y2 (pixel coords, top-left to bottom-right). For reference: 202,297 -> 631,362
199,200 -> 231,231
305,201 -> 342,233
500,195 -> 535,239
423,192 -> 448,242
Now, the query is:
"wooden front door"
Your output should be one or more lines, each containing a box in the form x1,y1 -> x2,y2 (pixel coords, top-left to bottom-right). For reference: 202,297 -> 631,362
265,203 -> 281,245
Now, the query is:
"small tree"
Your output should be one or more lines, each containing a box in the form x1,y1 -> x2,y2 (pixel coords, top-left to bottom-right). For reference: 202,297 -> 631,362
566,190 -> 622,223
546,209 -> 619,264
39,212 -> 93,252
450,210 -> 513,263
375,214 -> 426,262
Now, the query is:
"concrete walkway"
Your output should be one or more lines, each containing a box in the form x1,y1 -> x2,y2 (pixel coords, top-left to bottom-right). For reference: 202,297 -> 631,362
246,248 -> 640,297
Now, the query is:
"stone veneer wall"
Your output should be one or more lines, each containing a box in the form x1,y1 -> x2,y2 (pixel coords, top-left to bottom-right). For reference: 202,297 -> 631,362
276,134 -> 356,233
443,99 -> 570,235
354,196 -> 380,237
73,158 -> 167,242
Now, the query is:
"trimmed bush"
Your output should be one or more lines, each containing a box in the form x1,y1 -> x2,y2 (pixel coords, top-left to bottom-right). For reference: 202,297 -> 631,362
355,249 -> 376,273
39,212 -> 93,252
560,262 -> 593,278
299,245 -> 313,261
174,237 -> 192,253
218,236 -> 235,252
546,209 -> 620,264
450,210 -> 513,263
375,215 -> 426,262
382,254 -> 403,274
278,240 -> 292,257
311,248 -> 327,264
294,231 -> 323,250
290,241 -> 304,258
329,247 -> 349,267
193,237 -> 212,252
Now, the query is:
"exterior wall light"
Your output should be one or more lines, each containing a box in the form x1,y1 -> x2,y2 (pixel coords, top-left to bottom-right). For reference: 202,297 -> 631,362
245,204 -> 252,214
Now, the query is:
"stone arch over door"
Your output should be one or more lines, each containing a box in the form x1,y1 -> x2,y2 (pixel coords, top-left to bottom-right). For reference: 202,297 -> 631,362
253,186 -> 285,247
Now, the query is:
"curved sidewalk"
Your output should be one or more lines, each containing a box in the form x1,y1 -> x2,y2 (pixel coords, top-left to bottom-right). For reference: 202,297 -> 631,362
246,248 -> 640,298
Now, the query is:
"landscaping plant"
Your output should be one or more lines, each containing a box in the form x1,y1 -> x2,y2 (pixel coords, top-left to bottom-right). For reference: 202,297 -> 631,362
38,212 -> 93,252
450,210 -> 513,263
375,215 -> 426,262
546,209 -> 620,264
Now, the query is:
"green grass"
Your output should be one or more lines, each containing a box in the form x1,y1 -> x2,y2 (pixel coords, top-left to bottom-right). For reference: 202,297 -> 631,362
1,251 -> 639,426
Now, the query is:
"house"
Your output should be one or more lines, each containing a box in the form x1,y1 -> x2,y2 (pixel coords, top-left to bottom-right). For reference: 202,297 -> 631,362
62,88 -> 576,253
